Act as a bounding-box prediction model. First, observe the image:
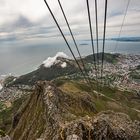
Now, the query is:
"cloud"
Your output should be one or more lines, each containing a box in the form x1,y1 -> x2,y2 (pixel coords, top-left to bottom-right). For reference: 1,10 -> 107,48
0,35 -> 17,42
43,52 -> 68,68
12,15 -> 33,28
0,0 -> 140,45
0,83 -> 2,91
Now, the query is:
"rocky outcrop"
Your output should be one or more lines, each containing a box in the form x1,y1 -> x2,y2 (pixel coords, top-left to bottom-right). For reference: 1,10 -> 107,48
61,112 -> 140,140
0,135 -> 11,140
9,82 -> 140,140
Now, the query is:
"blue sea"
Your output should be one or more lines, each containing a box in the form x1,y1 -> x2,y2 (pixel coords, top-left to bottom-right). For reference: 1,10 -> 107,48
0,40 -> 139,76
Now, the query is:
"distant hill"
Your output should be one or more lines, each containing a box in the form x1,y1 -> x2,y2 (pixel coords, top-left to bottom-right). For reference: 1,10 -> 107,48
111,37 -> 140,42
12,57 -> 79,85
84,53 -> 120,64
10,53 -> 119,86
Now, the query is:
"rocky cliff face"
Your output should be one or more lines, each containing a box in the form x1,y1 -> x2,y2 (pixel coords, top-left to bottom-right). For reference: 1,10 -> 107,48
60,112 -> 140,140
8,82 -> 140,140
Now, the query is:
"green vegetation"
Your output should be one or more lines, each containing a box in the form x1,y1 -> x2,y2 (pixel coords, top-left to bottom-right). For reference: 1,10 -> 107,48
0,129 -> 6,137
104,53 -> 119,64
84,53 -> 119,64
10,88 -> 47,140
130,70 -> 140,79
0,102 -> 5,111
55,79 -> 140,121
136,65 -> 140,70
129,65 -> 140,80
0,95 -> 28,132
0,108 -> 12,132
13,60 -> 79,85
53,79 -> 66,87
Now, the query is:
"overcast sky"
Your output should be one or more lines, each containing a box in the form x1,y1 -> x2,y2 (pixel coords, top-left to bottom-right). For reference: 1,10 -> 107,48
0,0 -> 140,76
0,0 -> 140,46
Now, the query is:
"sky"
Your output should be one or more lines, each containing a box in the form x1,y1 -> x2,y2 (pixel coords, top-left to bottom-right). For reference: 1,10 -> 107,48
0,0 -> 140,46
0,0 -> 140,76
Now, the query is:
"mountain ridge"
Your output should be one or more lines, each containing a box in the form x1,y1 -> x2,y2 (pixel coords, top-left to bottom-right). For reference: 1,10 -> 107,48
0,53 -> 140,139
9,81 -> 140,140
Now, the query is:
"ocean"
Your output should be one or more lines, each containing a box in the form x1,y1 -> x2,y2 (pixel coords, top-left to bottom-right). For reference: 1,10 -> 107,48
0,40 -> 139,77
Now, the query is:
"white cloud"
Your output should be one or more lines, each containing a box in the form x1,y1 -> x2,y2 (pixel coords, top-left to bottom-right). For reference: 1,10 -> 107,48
43,52 -> 68,68
0,84 -> 3,91
61,62 -> 67,68
0,0 -> 140,43
0,0 -> 47,24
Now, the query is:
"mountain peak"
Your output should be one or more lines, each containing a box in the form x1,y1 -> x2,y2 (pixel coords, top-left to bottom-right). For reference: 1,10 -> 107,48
10,52 -> 78,85
43,52 -> 69,68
